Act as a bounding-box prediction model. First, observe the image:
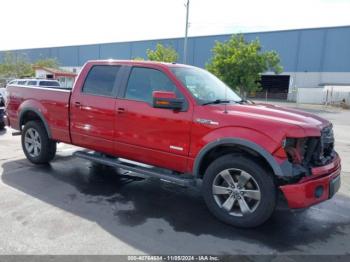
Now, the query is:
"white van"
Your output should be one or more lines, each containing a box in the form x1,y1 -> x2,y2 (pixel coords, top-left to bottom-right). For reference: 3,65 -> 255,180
7,79 -> 61,88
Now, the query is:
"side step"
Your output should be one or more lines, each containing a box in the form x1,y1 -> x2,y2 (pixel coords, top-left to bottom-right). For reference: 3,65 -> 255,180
74,151 -> 196,187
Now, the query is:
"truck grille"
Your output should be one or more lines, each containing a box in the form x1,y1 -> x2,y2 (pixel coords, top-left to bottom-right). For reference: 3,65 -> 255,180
321,126 -> 334,156
309,125 -> 335,166
283,126 -> 336,178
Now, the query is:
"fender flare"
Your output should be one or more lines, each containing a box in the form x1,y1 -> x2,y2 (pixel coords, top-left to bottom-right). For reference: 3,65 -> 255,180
19,108 -> 52,138
193,138 -> 283,178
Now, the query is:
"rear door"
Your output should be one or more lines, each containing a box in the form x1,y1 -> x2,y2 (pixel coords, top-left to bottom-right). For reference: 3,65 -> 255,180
114,66 -> 193,172
70,64 -> 122,155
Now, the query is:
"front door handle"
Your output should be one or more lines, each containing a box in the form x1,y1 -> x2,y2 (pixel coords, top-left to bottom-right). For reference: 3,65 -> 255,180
117,107 -> 126,113
74,102 -> 82,108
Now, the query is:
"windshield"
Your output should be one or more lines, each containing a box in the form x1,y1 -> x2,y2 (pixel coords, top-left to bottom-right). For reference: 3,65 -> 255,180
171,66 -> 241,104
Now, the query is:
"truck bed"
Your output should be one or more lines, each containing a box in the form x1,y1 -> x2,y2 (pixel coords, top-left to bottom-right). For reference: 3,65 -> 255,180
6,85 -> 72,143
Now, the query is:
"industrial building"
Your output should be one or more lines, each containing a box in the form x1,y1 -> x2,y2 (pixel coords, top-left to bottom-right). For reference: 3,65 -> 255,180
1,25 -> 350,101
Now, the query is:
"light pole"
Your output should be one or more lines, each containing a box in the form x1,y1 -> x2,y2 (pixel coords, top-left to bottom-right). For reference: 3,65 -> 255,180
183,0 -> 190,64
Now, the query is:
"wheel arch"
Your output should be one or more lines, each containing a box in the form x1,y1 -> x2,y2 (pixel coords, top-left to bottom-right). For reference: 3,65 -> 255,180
193,138 -> 283,178
19,108 -> 52,138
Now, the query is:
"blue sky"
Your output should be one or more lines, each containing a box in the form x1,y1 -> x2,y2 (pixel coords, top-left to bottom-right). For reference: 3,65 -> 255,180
0,0 -> 350,50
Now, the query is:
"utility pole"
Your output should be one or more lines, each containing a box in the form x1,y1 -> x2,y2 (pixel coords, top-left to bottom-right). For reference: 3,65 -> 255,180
183,0 -> 190,64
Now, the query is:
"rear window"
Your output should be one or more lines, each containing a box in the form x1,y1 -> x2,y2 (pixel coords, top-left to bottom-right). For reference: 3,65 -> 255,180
39,81 -> 60,87
82,65 -> 120,97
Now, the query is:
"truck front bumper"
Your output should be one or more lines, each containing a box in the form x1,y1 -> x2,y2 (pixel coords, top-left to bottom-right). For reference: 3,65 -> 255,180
279,154 -> 341,209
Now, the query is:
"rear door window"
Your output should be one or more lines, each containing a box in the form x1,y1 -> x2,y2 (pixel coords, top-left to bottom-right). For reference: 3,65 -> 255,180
82,65 -> 121,97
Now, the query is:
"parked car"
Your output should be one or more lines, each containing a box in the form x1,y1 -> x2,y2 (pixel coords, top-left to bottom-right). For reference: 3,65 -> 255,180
5,60 -> 341,228
0,87 -> 6,106
7,79 -> 60,88
0,86 -> 7,130
0,107 -> 5,130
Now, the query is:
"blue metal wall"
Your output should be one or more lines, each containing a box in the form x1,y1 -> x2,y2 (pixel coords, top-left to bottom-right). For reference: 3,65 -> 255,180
1,26 -> 350,72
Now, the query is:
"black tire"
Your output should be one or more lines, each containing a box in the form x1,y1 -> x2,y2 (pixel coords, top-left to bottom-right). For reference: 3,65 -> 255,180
0,122 -> 5,130
202,154 -> 276,228
21,121 -> 56,164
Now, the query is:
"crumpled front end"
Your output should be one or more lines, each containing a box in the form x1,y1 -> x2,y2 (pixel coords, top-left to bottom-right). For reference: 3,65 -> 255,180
273,125 -> 342,209
280,154 -> 341,208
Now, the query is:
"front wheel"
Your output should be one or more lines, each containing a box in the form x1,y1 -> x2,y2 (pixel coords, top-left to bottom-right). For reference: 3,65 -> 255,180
202,155 -> 277,228
21,121 -> 56,164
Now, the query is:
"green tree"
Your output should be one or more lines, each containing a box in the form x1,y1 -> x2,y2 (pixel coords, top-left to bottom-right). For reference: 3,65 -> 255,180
33,58 -> 59,68
0,52 -> 60,79
132,57 -> 145,61
0,52 -> 33,78
146,43 -> 178,62
206,35 -> 283,98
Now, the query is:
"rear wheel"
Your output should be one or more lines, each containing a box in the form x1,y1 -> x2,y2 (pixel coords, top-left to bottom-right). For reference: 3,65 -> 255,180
202,155 -> 276,228
21,121 -> 56,164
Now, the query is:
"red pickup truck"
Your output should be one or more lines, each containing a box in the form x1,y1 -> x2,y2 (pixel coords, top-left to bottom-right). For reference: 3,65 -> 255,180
5,60 -> 341,228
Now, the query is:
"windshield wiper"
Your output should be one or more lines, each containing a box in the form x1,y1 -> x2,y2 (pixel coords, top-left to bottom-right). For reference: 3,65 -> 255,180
237,99 -> 255,104
202,99 -> 232,105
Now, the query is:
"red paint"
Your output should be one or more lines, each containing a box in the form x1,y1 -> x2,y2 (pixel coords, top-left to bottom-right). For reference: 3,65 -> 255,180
6,85 -> 71,143
280,154 -> 341,208
6,60 -> 342,210
310,155 -> 341,177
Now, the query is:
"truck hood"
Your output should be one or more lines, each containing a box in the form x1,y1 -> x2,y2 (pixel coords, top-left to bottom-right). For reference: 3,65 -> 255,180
212,103 -> 330,137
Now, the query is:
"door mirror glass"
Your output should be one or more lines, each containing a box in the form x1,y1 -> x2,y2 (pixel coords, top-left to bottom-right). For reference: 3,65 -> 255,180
152,91 -> 184,110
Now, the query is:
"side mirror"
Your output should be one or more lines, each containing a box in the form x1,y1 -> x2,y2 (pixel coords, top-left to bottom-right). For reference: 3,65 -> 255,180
152,91 -> 184,110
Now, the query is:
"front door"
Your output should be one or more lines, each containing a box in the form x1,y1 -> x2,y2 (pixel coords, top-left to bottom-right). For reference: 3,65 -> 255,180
115,66 -> 193,172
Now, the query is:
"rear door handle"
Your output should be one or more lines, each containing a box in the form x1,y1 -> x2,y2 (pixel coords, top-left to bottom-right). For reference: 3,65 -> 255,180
117,107 -> 125,113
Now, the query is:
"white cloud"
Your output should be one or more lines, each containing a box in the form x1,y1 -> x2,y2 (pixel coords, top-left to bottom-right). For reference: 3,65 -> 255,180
0,0 -> 349,50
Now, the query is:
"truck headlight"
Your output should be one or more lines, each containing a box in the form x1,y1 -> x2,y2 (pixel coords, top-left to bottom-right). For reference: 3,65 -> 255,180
283,138 -> 307,164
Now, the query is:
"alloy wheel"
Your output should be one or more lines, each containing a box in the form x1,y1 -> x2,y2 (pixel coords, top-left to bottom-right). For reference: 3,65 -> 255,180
24,128 -> 41,157
212,168 -> 261,217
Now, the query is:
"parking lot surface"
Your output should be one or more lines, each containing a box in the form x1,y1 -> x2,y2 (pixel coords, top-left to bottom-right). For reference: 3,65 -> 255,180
0,103 -> 350,255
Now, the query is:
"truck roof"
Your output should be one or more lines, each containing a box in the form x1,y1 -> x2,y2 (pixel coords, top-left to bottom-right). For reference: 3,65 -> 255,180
85,59 -> 193,68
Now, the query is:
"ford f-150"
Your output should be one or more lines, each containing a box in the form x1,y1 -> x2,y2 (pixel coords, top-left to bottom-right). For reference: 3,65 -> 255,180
5,60 -> 341,228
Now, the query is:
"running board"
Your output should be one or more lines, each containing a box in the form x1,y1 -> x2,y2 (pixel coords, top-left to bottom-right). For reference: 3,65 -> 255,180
74,151 -> 196,187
